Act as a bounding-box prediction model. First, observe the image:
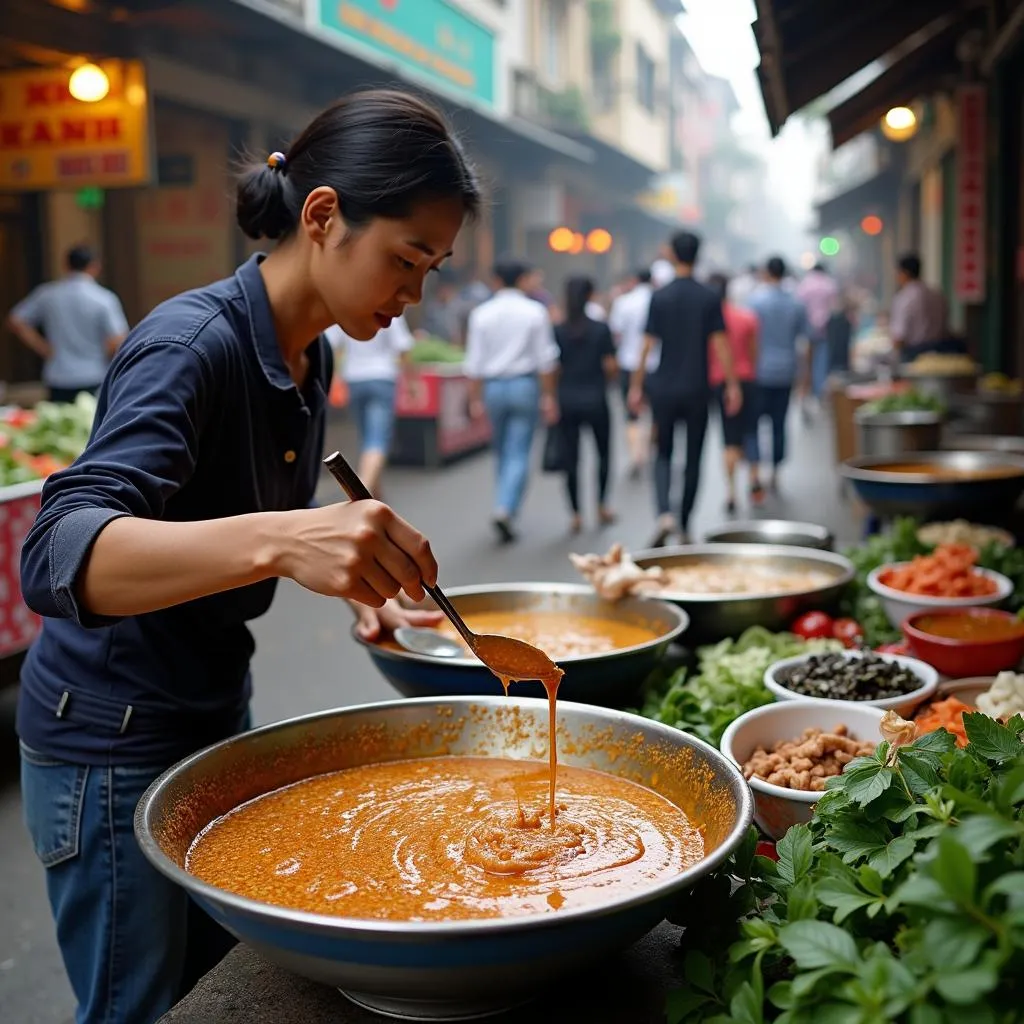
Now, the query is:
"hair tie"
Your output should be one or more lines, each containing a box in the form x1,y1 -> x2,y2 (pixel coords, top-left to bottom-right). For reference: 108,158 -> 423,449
267,151 -> 287,173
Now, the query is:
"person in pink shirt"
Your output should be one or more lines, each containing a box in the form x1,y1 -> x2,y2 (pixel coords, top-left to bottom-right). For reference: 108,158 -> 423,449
707,273 -> 758,514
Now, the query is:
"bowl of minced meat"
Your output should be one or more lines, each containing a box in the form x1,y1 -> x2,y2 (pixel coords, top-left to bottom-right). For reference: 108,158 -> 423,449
721,701 -> 885,839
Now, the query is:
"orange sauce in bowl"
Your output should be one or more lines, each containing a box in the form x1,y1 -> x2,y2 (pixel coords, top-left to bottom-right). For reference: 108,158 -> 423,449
913,613 -> 1024,643
875,462 -> 1022,481
185,757 -> 703,921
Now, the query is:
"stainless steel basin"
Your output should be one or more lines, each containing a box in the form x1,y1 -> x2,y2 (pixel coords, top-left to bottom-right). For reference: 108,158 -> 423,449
135,697 -> 753,1020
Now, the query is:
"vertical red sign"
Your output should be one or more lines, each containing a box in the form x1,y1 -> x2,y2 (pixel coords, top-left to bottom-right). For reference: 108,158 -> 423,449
955,84 -> 987,303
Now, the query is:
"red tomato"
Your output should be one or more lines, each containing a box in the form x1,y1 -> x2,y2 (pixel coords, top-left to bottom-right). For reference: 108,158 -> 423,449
756,841 -> 779,862
832,618 -> 864,648
791,611 -> 834,639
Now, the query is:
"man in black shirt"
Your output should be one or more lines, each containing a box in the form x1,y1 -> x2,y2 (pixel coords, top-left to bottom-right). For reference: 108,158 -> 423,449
628,231 -> 740,544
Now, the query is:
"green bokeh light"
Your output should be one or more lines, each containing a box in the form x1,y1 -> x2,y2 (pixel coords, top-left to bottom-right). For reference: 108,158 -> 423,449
819,236 -> 840,257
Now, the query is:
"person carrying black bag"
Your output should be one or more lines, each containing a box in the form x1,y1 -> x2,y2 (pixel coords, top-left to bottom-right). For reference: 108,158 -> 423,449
554,276 -> 618,534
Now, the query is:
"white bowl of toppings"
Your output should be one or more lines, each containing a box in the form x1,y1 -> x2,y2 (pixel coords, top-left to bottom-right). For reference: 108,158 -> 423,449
720,700 -> 885,840
765,649 -> 939,716
866,543 -> 1012,630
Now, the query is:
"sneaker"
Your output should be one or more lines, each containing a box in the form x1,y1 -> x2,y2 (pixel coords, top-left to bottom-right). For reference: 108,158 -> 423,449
492,517 -> 516,544
649,515 -> 678,548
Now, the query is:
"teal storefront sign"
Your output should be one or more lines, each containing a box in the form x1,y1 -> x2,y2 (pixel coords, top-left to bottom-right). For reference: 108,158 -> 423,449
318,0 -> 495,108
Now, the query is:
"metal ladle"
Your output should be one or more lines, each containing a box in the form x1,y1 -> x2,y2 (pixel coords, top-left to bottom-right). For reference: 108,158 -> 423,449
323,452 -> 561,684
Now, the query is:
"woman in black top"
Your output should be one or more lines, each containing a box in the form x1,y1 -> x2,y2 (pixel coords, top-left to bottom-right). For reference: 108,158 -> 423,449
554,276 -> 618,532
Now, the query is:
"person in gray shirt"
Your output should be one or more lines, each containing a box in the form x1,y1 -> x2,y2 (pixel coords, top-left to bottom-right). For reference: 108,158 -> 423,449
7,244 -> 129,402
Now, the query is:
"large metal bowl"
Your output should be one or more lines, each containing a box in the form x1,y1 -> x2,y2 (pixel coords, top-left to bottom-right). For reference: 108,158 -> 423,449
356,583 -> 688,707
841,451 -> 1024,521
630,543 -> 855,643
943,434 -> 1024,455
702,519 -> 834,551
135,697 -> 753,1020
853,409 -> 944,458
949,391 -> 1024,436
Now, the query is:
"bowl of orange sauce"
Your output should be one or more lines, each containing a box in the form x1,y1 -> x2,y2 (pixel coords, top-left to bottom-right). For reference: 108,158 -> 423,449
356,583 -> 688,707
903,608 -> 1024,677
134,696 -> 753,1020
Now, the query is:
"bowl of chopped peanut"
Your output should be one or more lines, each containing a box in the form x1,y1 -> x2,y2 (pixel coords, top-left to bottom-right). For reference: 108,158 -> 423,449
720,700 -> 886,839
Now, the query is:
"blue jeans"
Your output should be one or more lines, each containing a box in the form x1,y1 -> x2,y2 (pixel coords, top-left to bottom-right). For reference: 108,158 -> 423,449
21,742 -> 239,1024
347,378 -> 397,455
483,375 -> 539,518
744,384 -> 792,467
810,335 -> 829,399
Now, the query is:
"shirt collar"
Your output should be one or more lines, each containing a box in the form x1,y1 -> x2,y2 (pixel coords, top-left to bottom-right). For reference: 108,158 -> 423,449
235,254 -> 307,394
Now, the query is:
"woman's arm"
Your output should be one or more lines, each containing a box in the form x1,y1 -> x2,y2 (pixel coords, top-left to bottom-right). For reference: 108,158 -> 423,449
22,340 -> 435,625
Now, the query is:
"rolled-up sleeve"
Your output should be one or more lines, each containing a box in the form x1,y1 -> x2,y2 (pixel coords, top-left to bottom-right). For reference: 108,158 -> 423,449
21,338 -> 213,626
533,311 -> 559,373
463,307 -> 485,379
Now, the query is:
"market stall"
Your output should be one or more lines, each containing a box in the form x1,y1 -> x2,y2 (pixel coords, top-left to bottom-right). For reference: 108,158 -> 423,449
147,509 -> 1024,1024
389,339 -> 491,468
0,396 -> 95,666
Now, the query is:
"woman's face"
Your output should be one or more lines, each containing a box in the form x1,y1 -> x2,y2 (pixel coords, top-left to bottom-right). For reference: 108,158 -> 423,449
305,191 -> 466,340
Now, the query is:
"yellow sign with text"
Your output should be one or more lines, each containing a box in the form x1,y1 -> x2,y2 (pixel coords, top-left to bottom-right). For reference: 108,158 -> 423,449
0,60 -> 152,191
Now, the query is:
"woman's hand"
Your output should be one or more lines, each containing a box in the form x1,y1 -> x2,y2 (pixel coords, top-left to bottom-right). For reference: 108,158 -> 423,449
348,597 -> 444,642
540,393 -> 559,425
275,499 -> 437,608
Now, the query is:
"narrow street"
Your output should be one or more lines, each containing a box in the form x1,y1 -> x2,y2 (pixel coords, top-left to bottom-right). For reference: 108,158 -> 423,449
0,407 -> 858,1024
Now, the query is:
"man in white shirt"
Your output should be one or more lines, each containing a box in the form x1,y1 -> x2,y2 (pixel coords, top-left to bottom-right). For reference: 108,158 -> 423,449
325,315 -> 413,497
465,259 -> 559,543
7,244 -> 128,402
608,268 -> 657,476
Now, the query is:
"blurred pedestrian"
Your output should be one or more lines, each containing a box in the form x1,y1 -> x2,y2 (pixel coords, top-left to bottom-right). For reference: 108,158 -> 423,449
746,256 -> 809,501
890,253 -> 949,361
15,87 -> 478,1024
325,314 -> 413,498
728,263 -> 762,309
608,268 -> 657,477
465,259 -> 559,543
826,292 -> 857,376
629,231 -> 740,546
554,276 -> 618,533
795,262 -> 839,410
7,244 -> 129,403
707,272 -> 758,515
418,267 -> 460,342
650,243 -> 676,288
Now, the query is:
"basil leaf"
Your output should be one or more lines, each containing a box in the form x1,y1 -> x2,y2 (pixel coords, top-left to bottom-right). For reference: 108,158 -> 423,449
816,874 -> 878,923
953,814 -> 1023,859
934,962 -> 999,1005
921,917 -> 990,971
840,761 -> 893,807
867,833 -> 917,879
776,826 -> 813,886
779,920 -> 859,970
963,712 -> 1023,763
930,834 -> 977,906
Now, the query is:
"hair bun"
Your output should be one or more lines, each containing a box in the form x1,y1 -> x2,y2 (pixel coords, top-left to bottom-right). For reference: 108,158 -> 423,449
236,161 -> 295,240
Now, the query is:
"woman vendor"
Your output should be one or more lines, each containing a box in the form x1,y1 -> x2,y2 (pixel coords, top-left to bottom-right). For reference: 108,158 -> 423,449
16,89 -> 481,1024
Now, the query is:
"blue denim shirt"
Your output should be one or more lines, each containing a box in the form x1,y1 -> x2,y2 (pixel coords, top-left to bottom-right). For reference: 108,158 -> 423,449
16,255 -> 331,766
750,285 -> 809,387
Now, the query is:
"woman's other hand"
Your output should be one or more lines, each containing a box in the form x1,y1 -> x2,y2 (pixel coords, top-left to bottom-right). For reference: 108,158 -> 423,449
275,499 -> 437,607
349,597 -> 444,642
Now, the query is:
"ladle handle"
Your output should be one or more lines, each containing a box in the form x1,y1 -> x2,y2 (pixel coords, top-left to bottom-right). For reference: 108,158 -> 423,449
322,451 -> 477,649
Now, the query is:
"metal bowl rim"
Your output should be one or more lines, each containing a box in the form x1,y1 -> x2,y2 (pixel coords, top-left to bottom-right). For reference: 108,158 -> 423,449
701,520 -> 834,545
841,451 -> 1024,484
629,543 -> 855,603
134,695 -> 753,938
853,409 -> 946,426
351,582 -> 689,667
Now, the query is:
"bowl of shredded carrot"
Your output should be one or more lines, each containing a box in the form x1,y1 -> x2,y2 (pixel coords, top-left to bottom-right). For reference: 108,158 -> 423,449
912,678 -> 996,747
867,542 -> 1012,629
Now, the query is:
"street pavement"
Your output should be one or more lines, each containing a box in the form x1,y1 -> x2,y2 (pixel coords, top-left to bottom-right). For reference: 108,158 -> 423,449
0,403 -> 859,1024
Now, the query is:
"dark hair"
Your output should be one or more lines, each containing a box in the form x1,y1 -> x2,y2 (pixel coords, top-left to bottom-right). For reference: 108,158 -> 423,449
766,256 -> 787,280
670,231 -> 701,265
494,258 -> 530,289
636,268 -> 652,284
237,89 -> 481,241
67,245 -> 95,272
565,276 -> 594,332
813,262 -> 827,274
706,272 -> 729,302
898,253 -> 922,279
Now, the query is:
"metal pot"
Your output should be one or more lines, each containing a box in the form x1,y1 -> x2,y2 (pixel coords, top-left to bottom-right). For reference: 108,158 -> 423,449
854,409 -> 944,458
948,392 -> 1024,436
702,519 -> 834,551
135,697 -> 753,1021
899,371 -> 978,407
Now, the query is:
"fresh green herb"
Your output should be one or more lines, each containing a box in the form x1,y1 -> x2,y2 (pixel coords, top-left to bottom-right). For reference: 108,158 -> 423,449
665,715 -> 1024,1023
637,627 -> 841,746
859,390 -> 945,417
977,541 -> 1024,614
